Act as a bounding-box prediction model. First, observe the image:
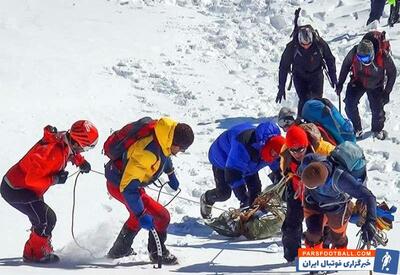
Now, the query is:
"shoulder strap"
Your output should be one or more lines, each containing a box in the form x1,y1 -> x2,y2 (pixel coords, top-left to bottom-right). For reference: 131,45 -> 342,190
237,129 -> 259,163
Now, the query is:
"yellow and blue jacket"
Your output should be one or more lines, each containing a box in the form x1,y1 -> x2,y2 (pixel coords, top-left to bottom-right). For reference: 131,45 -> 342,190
105,117 -> 176,216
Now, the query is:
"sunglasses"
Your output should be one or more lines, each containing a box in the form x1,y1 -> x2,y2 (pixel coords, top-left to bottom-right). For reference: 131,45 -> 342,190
357,54 -> 372,65
289,147 -> 306,154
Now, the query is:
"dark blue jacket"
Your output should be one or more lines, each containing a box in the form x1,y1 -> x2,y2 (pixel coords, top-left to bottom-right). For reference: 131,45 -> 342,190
300,153 -> 377,222
208,121 -> 281,189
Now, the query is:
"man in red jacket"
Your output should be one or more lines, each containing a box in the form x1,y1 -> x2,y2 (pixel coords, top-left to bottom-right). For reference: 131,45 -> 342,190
0,120 -> 98,263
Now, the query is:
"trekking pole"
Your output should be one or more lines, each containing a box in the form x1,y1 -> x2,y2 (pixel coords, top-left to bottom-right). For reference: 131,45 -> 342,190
150,228 -> 163,269
338,93 -> 342,114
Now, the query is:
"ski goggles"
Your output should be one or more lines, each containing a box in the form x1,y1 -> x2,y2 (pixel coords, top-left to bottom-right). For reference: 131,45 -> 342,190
356,54 -> 373,65
71,138 -> 98,153
278,116 -> 295,129
288,147 -> 307,154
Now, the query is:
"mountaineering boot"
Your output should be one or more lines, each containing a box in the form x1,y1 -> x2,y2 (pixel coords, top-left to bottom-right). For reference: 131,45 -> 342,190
148,231 -> 178,265
107,224 -> 138,259
23,231 -> 59,263
373,130 -> 387,140
200,193 -> 212,219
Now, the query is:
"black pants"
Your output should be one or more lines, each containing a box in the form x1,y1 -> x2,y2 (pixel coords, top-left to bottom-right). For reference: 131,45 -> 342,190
205,166 -> 261,207
0,178 -> 56,237
293,72 -> 324,116
281,181 -> 303,262
367,0 -> 385,25
344,84 -> 385,132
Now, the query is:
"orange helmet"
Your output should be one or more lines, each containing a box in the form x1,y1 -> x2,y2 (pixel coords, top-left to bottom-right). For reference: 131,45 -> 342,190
69,120 -> 98,151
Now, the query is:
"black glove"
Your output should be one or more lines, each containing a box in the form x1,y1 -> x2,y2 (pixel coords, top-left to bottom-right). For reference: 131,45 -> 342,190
79,160 -> 91,174
275,88 -> 286,103
383,89 -> 390,105
361,220 -> 376,243
44,125 -> 57,133
335,84 -> 343,95
268,171 -> 283,185
55,170 -> 69,184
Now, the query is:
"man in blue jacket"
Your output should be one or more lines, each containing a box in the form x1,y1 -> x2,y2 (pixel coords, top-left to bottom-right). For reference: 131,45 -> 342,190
299,154 -> 377,248
200,121 -> 285,219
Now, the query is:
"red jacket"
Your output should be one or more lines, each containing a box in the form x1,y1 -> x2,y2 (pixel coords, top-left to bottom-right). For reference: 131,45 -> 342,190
5,126 -> 85,197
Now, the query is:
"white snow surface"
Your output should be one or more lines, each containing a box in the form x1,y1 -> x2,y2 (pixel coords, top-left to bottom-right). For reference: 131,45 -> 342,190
0,0 -> 399,274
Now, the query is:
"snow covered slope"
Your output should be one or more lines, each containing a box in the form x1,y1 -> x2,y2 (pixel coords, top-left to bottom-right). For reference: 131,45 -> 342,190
0,0 -> 399,274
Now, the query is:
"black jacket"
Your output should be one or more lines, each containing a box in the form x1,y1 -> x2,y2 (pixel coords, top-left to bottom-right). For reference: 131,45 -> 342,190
278,39 -> 337,90
337,46 -> 397,93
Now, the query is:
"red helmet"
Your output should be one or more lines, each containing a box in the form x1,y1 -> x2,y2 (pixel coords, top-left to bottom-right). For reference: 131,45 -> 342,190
69,120 -> 98,151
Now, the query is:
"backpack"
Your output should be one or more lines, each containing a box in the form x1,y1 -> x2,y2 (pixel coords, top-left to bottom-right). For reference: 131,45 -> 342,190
103,117 -> 157,161
301,98 -> 356,144
330,141 -> 367,182
353,31 -> 391,69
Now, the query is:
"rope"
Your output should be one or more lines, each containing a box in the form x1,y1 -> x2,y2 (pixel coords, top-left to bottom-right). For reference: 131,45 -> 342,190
70,172 -> 100,258
90,168 -> 226,212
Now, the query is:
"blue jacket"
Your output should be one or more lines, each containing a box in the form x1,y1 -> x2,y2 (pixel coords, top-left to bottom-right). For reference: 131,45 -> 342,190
208,121 -> 281,189
300,153 -> 377,222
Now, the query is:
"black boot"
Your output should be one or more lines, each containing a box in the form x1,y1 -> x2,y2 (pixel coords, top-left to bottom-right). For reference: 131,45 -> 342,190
107,224 -> 137,259
148,231 -> 178,265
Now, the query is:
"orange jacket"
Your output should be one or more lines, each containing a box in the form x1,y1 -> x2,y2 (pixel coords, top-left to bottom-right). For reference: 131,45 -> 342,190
5,126 -> 85,197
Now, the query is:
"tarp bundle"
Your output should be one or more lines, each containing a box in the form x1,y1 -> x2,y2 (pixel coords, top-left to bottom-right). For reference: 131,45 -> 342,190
205,177 -> 288,240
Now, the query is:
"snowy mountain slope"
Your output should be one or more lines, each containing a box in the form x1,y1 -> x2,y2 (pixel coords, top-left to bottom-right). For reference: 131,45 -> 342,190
0,0 -> 399,274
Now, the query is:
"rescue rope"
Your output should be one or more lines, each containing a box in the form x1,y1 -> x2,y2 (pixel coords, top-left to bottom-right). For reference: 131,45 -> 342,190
70,171 -> 100,258
89,168 -> 226,212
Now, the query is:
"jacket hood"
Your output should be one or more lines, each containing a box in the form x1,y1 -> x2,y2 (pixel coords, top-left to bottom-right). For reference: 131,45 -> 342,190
252,121 -> 281,150
154,117 -> 178,156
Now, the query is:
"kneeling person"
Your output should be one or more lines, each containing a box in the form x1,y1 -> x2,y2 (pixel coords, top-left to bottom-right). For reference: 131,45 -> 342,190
200,121 -> 285,219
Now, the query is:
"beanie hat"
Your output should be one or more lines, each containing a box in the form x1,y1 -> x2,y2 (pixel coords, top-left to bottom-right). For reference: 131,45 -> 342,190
286,125 -> 309,149
173,123 -> 194,149
357,39 -> 374,56
261,135 -> 286,163
301,162 -> 329,189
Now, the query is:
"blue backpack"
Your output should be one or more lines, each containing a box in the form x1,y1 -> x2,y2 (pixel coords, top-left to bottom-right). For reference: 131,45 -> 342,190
301,98 -> 356,144
330,141 -> 367,183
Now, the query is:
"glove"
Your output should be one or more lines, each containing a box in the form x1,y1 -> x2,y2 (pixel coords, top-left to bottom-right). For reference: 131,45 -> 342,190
268,171 -> 283,185
361,220 -> 376,243
79,160 -> 91,174
275,88 -> 286,103
139,213 -> 154,230
168,173 -> 180,191
383,89 -> 390,105
44,125 -> 57,133
55,170 -> 69,184
335,84 -> 343,95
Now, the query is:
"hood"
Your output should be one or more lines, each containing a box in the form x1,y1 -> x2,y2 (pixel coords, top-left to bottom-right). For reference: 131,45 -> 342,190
252,121 -> 281,150
154,117 -> 178,156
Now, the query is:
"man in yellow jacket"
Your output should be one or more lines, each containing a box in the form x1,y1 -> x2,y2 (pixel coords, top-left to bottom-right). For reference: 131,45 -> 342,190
105,117 -> 194,264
